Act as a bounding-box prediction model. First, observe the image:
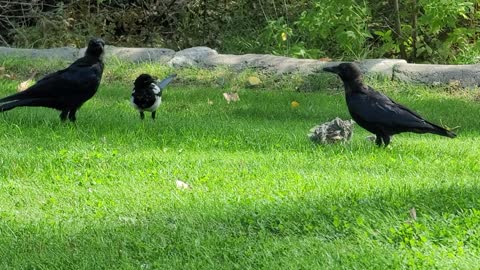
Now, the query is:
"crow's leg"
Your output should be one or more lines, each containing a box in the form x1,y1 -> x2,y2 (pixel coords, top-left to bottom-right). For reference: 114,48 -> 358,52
382,135 -> 391,146
60,110 -> 69,122
140,111 -> 145,120
68,109 -> 77,122
375,135 -> 383,146
151,111 -> 156,120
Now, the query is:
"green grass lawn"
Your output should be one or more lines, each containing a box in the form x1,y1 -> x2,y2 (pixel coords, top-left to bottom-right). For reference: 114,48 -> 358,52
0,58 -> 479,269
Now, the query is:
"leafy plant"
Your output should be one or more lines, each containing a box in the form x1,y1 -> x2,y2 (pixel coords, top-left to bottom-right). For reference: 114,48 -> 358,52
295,0 -> 373,59
2,0 -> 480,64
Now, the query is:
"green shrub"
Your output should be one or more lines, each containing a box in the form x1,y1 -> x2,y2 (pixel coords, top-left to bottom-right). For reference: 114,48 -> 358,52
1,0 -> 480,64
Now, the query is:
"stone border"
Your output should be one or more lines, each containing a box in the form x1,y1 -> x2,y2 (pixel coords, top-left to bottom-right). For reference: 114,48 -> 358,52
1,45 -> 479,87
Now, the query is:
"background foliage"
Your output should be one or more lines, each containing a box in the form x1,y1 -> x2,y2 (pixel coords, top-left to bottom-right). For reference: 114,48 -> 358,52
0,0 -> 479,63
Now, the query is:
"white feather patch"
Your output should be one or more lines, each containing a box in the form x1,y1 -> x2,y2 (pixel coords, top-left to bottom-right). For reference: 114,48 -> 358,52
152,83 -> 161,94
144,96 -> 162,112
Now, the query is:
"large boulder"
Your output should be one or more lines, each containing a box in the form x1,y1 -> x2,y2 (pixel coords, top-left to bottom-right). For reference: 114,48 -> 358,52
207,53 -> 325,74
79,45 -> 175,63
393,63 -> 480,87
0,47 -> 79,61
4,44 -> 480,87
322,59 -> 407,78
358,59 -> 407,77
168,47 -> 218,68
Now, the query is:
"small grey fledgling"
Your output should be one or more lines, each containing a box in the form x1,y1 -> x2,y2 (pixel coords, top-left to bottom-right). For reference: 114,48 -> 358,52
308,117 -> 355,144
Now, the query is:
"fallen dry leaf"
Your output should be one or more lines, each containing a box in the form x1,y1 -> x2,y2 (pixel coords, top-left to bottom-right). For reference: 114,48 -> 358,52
216,77 -> 226,88
247,76 -> 261,86
176,179 -> 191,189
448,79 -> 462,91
17,70 -> 37,92
4,73 -> 16,80
17,79 -> 35,92
291,101 -> 300,108
319,57 -> 332,62
410,207 -> 417,221
223,92 -> 240,104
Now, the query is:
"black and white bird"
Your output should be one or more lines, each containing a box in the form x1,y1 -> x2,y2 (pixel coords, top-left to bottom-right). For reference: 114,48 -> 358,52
130,73 -> 176,120
323,62 -> 456,146
0,38 -> 105,122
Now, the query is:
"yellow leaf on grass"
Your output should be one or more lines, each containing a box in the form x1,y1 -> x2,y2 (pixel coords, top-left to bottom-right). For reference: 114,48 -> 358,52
17,70 -> 37,92
17,79 -> 35,92
247,76 -> 261,86
291,101 -> 300,108
281,32 -> 288,41
176,179 -> 191,189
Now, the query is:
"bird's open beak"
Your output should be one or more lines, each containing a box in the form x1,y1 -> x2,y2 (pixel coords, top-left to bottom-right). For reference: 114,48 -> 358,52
322,66 -> 340,74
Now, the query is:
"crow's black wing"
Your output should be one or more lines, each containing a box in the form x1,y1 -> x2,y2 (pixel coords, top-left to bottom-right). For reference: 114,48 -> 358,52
347,91 -> 430,130
0,60 -> 102,103
367,86 -> 425,119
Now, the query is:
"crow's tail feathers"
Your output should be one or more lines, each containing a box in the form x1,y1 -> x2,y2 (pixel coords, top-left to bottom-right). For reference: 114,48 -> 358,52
0,92 -> 26,104
0,98 -> 56,112
0,99 -> 32,112
427,122 -> 457,138
156,74 -> 177,90
0,100 -> 23,112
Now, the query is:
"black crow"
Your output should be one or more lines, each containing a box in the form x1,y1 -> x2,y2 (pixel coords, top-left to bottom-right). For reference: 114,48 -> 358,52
130,73 -> 176,120
0,38 -> 105,122
323,63 -> 456,146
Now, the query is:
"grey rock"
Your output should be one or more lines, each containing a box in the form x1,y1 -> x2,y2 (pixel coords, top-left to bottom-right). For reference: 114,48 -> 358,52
358,59 -> 407,77
79,45 -> 175,63
207,55 -> 406,77
0,47 -> 79,61
207,54 -> 325,74
4,44 -> 480,87
393,63 -> 480,87
322,59 -> 407,78
168,47 -> 218,68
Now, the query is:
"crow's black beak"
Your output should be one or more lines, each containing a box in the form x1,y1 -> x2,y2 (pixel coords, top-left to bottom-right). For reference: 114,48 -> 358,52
98,39 -> 105,48
323,66 -> 340,74
90,38 -> 105,48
